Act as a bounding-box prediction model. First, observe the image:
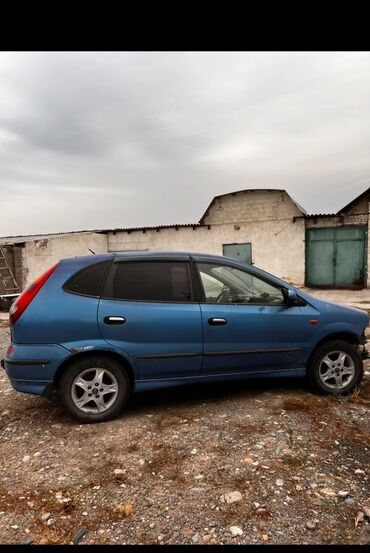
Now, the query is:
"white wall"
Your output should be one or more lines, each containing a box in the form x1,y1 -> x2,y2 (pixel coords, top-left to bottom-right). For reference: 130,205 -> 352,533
107,190 -> 305,286
22,233 -> 108,287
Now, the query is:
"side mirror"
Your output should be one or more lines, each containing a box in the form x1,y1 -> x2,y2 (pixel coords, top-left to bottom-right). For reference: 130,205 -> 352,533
284,289 -> 298,306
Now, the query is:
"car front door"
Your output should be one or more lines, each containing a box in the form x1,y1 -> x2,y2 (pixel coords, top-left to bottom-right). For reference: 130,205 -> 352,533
98,258 -> 203,380
194,260 -> 307,376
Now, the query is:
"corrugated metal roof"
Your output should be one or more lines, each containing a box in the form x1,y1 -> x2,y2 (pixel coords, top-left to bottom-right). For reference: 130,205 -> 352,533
0,224 -> 204,245
304,213 -> 338,218
0,230 -> 104,245
109,223 -> 203,233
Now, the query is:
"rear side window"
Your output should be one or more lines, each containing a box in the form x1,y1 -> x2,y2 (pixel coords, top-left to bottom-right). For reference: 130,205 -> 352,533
102,261 -> 192,302
64,261 -> 112,297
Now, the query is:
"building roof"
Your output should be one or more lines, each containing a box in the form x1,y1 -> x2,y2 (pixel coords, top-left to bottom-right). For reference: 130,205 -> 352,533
4,186 -> 368,246
303,213 -> 338,218
337,186 -> 370,214
0,224 -> 204,245
198,188 -> 307,224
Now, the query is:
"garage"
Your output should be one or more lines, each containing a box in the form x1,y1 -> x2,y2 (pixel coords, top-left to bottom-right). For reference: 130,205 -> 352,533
305,226 -> 367,288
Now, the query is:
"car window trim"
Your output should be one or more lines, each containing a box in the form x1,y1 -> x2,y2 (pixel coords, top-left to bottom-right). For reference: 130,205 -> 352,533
101,259 -> 197,304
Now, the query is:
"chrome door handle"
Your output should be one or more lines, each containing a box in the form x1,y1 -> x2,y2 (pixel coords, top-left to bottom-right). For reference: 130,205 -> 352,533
103,316 -> 126,325
208,317 -> 227,326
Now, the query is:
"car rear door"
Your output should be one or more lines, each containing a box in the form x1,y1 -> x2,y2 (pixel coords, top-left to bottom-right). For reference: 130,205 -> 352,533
194,259 -> 307,375
98,257 -> 203,380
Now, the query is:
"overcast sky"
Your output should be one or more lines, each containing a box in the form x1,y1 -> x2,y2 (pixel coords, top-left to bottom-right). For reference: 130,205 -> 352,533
0,51 -> 370,236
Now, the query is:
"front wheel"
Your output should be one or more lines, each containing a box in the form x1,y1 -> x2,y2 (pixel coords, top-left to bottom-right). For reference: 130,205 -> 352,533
307,339 -> 363,395
59,355 -> 131,423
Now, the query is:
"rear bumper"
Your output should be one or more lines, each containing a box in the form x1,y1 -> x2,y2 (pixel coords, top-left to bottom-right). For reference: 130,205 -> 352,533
2,343 -> 71,396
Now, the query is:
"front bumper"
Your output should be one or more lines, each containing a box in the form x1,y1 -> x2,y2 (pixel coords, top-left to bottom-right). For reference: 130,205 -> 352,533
360,332 -> 369,359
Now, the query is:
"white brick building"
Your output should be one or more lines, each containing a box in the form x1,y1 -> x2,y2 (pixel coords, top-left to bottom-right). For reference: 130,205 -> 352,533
1,187 -> 369,293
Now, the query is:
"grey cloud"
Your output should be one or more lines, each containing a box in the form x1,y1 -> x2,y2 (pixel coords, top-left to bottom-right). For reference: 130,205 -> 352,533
0,52 -> 369,235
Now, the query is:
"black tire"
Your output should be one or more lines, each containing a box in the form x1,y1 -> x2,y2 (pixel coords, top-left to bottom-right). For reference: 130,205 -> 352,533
58,355 -> 131,423
307,339 -> 363,395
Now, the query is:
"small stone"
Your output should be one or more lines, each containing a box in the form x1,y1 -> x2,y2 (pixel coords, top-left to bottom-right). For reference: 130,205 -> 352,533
114,469 -> 124,475
47,519 -> 55,527
10,525 -> 18,530
355,469 -> 365,475
149,523 -> 155,529
93,485 -> 101,490
41,512 -> 51,522
253,502 -> 260,509
191,449 -> 197,455
201,534 -> 212,543
82,512 -> 88,516
72,528 -> 88,545
191,487 -> 205,493
230,526 -> 243,537
345,498 -> 355,505
33,452 -> 41,457
194,474 -> 204,480
306,521 -> 316,531
262,534 -> 269,542
321,488 -> 336,497
338,491 -> 349,498
139,459 -> 145,466
22,455 -> 30,464
275,479 -> 284,487
221,491 -> 243,504
192,532 -> 199,543
243,457 -> 254,464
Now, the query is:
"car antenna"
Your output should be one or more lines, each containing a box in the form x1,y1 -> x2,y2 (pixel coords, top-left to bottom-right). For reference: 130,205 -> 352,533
88,249 -> 95,254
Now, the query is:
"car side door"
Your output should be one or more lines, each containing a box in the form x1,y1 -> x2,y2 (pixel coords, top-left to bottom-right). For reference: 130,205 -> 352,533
98,258 -> 203,380
194,259 -> 307,375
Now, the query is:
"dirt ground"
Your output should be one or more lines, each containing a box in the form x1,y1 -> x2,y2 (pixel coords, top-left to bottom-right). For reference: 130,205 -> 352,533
0,319 -> 369,545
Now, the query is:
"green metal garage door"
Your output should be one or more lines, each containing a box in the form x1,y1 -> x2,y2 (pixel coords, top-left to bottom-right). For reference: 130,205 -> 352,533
306,227 -> 367,288
223,243 -> 252,265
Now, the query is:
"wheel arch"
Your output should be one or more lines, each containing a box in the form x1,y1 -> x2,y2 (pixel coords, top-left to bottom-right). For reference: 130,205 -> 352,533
45,350 -> 136,400
308,332 -> 361,365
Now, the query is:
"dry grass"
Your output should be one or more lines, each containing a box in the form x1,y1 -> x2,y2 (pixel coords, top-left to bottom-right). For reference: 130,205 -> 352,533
348,380 -> 370,405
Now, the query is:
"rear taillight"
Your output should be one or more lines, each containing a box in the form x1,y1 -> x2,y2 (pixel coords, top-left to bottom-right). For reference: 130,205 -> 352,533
9,263 -> 58,327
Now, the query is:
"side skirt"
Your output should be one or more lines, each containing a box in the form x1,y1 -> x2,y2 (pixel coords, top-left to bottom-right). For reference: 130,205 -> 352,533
134,367 -> 307,392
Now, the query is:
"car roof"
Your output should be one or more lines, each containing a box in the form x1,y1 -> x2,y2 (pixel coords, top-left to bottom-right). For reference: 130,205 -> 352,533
61,251 -> 291,289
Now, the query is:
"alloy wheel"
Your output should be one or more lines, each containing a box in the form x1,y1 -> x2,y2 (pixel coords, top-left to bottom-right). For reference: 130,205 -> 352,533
71,368 -> 119,414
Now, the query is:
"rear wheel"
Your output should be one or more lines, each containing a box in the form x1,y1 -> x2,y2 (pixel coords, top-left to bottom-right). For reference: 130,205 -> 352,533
307,339 -> 363,395
59,355 -> 131,423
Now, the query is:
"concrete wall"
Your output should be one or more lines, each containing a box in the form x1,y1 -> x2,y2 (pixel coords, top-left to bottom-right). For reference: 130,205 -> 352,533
108,190 -> 306,286
22,233 -> 108,288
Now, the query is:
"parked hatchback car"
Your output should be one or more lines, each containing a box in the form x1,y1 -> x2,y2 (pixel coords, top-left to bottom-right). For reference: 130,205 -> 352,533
1,252 -> 369,423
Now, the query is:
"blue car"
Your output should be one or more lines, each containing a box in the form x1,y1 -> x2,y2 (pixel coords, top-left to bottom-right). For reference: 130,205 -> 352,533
1,252 -> 369,423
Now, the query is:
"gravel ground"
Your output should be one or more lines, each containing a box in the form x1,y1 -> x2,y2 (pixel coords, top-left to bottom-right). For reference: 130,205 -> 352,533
0,319 -> 369,545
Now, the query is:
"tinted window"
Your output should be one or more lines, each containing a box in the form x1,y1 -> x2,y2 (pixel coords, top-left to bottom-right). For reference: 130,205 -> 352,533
65,261 -> 111,297
197,262 -> 284,304
104,261 -> 192,302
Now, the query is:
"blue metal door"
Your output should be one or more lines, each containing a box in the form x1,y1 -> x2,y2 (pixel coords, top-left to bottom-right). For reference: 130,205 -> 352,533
195,260 -> 307,375
97,259 -> 203,380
